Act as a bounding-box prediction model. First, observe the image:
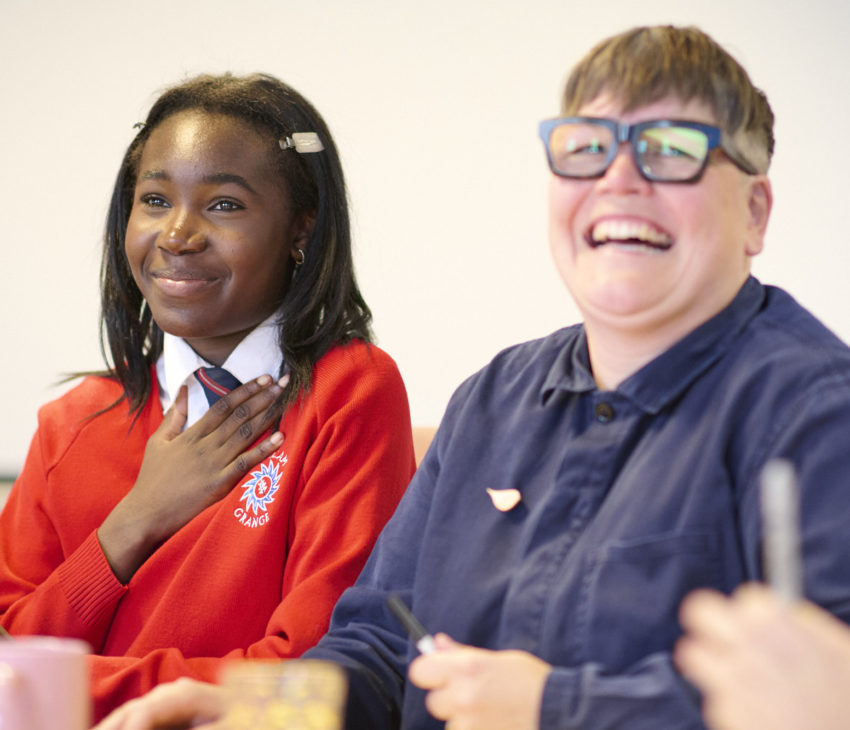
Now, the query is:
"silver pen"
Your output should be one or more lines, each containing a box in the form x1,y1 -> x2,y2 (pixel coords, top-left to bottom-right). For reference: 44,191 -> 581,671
760,458 -> 803,603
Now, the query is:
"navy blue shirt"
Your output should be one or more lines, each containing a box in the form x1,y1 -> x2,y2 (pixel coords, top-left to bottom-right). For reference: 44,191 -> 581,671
308,278 -> 850,729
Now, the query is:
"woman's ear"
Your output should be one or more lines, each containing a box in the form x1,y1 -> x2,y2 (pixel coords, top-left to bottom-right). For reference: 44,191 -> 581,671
744,176 -> 772,257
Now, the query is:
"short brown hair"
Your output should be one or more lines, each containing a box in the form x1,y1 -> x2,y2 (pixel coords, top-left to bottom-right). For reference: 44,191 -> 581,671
561,26 -> 774,172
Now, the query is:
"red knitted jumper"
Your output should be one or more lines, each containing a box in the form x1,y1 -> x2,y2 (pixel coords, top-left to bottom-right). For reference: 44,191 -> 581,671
0,342 -> 415,721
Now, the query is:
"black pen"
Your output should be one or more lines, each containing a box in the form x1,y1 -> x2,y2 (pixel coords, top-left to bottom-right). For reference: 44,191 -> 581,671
387,594 -> 436,654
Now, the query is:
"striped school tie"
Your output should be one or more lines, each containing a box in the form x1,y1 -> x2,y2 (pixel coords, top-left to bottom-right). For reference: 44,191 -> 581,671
193,367 -> 241,406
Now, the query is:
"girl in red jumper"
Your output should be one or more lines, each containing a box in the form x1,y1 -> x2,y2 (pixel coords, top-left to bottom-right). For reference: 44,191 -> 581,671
0,73 -> 415,721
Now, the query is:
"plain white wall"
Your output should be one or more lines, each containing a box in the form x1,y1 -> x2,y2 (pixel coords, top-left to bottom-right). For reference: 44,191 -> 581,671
1,0 -> 849,475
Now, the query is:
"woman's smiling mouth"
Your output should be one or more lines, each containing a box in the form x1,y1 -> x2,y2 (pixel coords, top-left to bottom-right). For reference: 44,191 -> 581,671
587,219 -> 673,251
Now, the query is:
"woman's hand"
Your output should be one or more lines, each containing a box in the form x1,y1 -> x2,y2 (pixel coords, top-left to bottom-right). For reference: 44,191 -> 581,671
408,634 -> 551,730
97,374 -> 287,583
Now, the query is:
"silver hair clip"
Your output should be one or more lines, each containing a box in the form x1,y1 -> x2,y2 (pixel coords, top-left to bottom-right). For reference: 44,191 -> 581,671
279,132 -> 324,153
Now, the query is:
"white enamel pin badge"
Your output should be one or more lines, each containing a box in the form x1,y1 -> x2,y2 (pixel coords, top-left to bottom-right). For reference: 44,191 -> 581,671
486,487 -> 522,512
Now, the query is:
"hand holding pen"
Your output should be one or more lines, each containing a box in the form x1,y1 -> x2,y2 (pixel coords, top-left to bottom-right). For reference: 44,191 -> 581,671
675,458 -> 811,729
388,594 -> 551,730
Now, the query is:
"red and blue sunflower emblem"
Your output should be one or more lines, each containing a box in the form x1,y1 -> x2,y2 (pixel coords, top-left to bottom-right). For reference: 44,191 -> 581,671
239,451 -> 287,516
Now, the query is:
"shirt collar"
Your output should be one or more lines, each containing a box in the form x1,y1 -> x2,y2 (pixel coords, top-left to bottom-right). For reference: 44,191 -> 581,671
541,326 -> 596,397
542,276 -> 766,413
156,310 -> 284,425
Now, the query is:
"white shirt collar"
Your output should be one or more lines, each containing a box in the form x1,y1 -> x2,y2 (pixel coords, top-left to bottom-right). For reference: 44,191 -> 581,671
156,311 -> 284,429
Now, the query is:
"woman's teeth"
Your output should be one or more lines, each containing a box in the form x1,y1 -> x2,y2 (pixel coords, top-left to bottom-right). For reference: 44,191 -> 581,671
590,220 -> 673,248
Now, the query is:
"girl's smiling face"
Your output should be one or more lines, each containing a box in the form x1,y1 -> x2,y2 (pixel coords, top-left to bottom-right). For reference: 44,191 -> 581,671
125,110 -> 310,365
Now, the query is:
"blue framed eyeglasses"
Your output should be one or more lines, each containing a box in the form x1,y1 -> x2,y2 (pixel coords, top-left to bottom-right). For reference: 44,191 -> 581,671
537,117 -> 758,183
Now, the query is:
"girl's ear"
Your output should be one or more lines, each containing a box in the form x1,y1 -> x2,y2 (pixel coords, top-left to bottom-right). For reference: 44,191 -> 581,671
290,213 -> 316,258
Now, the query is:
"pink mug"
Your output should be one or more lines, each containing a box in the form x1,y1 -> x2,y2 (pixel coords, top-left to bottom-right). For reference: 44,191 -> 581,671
0,636 -> 90,730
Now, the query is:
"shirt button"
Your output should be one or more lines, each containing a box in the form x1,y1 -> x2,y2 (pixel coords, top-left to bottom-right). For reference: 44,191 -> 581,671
595,402 -> 614,423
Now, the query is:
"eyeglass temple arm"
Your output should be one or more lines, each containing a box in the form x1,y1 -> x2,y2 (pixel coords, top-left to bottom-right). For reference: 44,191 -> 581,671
720,133 -> 760,175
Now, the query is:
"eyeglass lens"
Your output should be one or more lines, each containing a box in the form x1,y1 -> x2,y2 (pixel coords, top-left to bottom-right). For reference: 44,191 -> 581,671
547,122 -> 711,181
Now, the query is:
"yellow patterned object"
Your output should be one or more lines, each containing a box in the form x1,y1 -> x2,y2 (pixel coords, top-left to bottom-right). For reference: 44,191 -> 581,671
221,659 -> 347,730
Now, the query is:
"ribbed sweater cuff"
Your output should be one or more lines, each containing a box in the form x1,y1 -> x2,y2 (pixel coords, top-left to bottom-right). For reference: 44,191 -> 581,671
57,531 -> 127,627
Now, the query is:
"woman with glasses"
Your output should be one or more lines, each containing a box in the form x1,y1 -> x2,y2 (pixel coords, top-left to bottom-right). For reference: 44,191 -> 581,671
95,26 -> 850,730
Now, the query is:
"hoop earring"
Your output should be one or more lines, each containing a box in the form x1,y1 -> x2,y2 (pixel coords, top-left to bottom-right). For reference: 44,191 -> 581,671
293,248 -> 305,269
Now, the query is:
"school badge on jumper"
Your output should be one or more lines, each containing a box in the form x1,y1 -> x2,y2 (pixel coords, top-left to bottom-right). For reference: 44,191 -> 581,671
233,451 -> 287,528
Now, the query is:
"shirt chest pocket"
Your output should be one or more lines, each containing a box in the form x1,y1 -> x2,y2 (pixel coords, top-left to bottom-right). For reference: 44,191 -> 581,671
577,531 -> 720,669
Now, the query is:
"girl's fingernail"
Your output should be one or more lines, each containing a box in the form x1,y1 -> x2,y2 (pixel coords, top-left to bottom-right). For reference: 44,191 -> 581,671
278,374 -> 291,388
270,431 -> 284,445
257,374 -> 273,386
